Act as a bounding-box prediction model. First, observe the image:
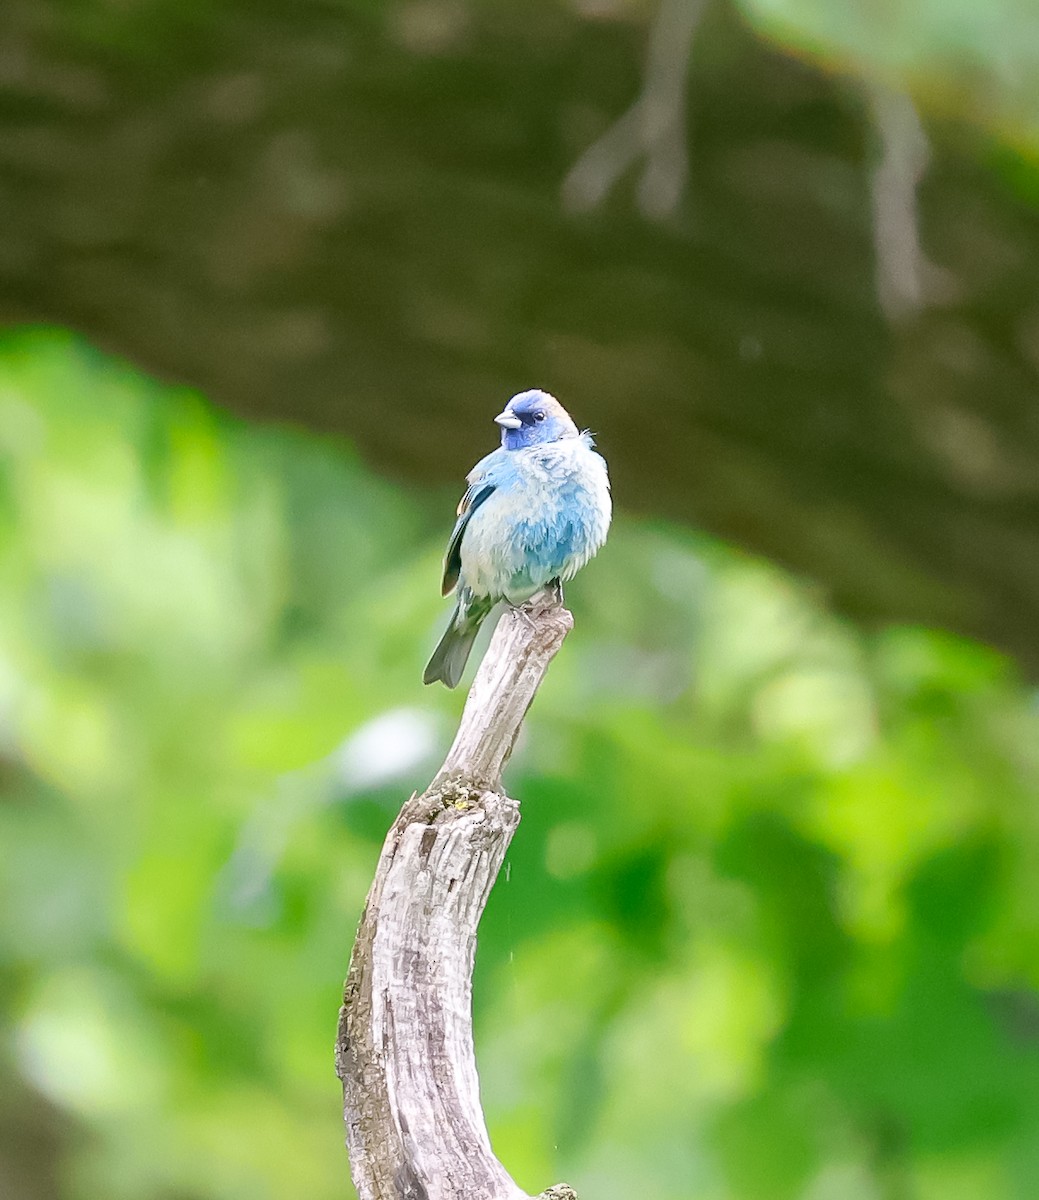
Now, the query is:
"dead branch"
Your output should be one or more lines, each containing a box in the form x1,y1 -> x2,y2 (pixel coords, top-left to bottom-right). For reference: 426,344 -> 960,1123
336,592 -> 577,1200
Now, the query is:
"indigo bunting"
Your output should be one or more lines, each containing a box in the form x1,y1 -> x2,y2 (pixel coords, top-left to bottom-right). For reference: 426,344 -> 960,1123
424,389 -> 611,687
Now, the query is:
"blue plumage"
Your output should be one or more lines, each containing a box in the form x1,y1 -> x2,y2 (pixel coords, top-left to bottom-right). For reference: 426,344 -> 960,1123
424,389 -> 612,687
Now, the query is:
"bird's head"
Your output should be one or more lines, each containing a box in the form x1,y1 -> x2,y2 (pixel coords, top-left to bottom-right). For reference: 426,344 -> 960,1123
494,390 -> 579,450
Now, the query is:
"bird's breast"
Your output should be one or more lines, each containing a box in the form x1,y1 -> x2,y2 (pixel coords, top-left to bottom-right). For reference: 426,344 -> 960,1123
459,440 -> 611,601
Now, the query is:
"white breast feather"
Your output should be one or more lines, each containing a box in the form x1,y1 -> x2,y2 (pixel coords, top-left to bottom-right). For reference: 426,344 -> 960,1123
459,438 -> 611,600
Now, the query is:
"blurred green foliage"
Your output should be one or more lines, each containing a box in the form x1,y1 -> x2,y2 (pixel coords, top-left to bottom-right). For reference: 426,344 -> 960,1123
2,331 -> 1039,1200
737,0 -> 1039,146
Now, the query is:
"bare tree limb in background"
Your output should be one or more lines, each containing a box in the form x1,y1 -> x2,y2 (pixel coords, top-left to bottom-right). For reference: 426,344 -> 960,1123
562,0 -> 708,218
866,82 -> 957,320
336,592 -> 577,1200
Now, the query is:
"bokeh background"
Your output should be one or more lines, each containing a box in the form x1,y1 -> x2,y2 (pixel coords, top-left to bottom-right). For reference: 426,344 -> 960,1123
3,2 -> 1039,1198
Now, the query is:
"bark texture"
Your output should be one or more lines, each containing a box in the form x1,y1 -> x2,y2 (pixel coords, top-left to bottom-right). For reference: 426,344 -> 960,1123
337,596 -> 576,1200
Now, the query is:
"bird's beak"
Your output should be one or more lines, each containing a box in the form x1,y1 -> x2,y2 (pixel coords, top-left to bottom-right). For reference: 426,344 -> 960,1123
494,410 -> 522,430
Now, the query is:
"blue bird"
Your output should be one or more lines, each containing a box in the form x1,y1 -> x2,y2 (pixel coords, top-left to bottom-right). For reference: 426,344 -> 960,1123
424,389 -> 612,687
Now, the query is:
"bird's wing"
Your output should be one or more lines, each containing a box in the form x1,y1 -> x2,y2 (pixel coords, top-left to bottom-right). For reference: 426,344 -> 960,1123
441,464 -> 497,596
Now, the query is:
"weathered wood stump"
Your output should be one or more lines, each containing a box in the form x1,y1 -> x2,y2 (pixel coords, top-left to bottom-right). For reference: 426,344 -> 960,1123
337,594 -> 578,1200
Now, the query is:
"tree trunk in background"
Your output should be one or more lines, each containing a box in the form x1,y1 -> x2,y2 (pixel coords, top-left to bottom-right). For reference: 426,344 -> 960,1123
2,0 -> 1039,668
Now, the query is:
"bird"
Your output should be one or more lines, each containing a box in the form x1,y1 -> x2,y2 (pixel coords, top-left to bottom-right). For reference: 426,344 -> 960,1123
423,389 -> 611,688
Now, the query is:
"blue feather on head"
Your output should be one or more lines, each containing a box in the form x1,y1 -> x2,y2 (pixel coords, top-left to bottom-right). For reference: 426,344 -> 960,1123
494,389 -> 579,450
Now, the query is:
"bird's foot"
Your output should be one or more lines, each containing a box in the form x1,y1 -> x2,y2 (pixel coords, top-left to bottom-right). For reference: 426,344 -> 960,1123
507,600 -> 539,631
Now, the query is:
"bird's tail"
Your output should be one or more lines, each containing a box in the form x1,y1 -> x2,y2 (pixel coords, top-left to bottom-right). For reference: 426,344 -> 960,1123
423,595 -> 492,687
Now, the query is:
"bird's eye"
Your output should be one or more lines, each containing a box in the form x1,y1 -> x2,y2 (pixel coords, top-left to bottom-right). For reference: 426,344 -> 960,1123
534,411 -> 546,422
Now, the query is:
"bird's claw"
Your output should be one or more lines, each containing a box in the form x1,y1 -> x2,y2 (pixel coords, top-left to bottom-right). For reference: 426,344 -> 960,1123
508,601 -> 539,631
